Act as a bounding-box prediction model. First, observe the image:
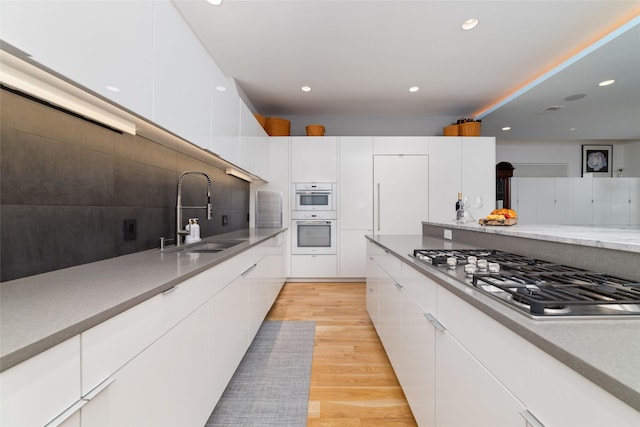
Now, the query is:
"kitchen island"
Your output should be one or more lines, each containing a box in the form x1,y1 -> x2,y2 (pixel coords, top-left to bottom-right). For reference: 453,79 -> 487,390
366,228 -> 640,426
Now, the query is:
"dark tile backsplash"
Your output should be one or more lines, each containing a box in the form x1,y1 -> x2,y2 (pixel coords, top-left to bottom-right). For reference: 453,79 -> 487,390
1,89 -> 250,282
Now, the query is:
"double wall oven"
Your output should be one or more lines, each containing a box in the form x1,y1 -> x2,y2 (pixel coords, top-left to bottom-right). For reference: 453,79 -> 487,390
291,183 -> 337,255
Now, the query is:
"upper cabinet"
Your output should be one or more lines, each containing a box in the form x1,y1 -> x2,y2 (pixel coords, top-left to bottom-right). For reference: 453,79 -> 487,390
291,137 -> 338,182
152,1 -> 213,150
373,137 -> 429,155
0,1 -> 155,118
239,101 -> 269,179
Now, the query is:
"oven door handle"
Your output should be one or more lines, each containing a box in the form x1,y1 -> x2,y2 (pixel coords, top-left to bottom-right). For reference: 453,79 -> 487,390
296,191 -> 331,195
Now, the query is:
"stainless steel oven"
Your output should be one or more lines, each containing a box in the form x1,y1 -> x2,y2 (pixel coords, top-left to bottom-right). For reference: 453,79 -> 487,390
291,211 -> 337,254
293,182 -> 335,211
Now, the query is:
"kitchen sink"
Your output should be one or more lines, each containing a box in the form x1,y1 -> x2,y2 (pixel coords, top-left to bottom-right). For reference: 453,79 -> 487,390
183,239 -> 246,253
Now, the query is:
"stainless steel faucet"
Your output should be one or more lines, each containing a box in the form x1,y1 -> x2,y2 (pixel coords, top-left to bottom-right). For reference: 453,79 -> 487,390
176,171 -> 213,246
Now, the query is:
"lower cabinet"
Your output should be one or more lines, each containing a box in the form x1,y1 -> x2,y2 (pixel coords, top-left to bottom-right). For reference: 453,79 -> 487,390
291,254 -> 337,278
366,241 -> 640,427
0,336 -> 81,427
1,234 -> 285,427
435,329 -> 525,427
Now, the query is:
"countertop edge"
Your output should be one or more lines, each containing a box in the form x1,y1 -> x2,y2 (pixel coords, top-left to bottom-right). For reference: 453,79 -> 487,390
0,228 -> 287,372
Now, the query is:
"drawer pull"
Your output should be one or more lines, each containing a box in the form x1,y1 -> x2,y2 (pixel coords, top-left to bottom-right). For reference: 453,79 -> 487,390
44,399 -> 87,427
423,312 -> 446,332
162,286 -> 178,295
519,410 -> 545,427
241,263 -> 257,277
83,377 -> 116,401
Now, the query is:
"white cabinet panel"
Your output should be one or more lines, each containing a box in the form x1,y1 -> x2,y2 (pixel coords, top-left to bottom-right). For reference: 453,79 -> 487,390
593,179 -> 613,225
527,343 -> 640,427
514,178 -> 538,224
536,178 -> 556,224
611,178 -> 631,225
573,178 -> 593,225
291,137 -> 338,182
631,178 -> 640,224
373,155 -> 429,235
436,329 -> 525,427
1,336 -> 81,427
291,254 -> 337,277
554,178 -> 574,224
339,229 -> 369,278
339,137 -> 373,229
240,101 -> 269,178
153,1 -> 213,148
428,137 -> 462,223
0,1 -> 155,119
373,136 -> 429,154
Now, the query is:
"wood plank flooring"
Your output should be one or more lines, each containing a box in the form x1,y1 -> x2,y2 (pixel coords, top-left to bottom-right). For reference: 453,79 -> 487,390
265,282 -> 418,427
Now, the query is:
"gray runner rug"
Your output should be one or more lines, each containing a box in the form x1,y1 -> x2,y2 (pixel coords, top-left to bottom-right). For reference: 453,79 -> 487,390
205,321 -> 316,427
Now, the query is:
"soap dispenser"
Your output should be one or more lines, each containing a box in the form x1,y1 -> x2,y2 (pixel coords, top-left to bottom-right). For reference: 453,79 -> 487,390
184,218 -> 201,244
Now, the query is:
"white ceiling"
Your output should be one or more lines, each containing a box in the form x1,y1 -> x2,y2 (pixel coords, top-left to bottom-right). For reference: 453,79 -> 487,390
173,0 -> 640,140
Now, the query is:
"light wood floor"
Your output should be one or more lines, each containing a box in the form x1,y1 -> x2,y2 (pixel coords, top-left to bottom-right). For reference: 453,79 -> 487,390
266,282 -> 418,427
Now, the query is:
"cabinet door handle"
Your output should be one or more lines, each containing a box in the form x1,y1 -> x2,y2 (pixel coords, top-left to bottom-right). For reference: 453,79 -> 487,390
394,282 -> 402,290
162,285 -> 178,295
44,399 -> 87,427
83,377 -> 116,401
423,312 -> 446,332
241,263 -> 257,277
376,183 -> 381,232
519,410 -> 545,427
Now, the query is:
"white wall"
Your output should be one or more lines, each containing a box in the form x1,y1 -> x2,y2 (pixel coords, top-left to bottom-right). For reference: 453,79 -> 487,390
496,139 -> 639,177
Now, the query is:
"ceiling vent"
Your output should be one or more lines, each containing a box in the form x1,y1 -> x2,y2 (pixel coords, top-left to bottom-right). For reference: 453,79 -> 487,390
544,105 -> 566,112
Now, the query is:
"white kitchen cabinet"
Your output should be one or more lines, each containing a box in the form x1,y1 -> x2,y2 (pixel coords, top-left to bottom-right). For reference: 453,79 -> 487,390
339,229 -> 369,278
339,137 -> 373,229
366,255 -> 381,331
1,336 -> 81,427
291,137 -> 338,182
526,342 -> 640,427
593,179 -> 613,225
513,178 -> 538,224
153,1 -> 213,149
375,259 -> 405,381
428,137 -> 462,223
291,254 -> 337,278
81,304 -> 211,427
0,1 -> 155,119
240,101 -> 269,179
339,137 -> 373,277
554,178 -> 574,224
373,154 -> 429,235
535,178 -> 557,224
373,136 -> 429,155
563,177 -> 592,225
435,328 -> 526,427
400,265 -> 437,427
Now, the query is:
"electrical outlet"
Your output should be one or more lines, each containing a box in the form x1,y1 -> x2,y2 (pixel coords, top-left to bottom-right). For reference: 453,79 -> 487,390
443,229 -> 452,240
124,219 -> 137,241
222,215 -> 228,226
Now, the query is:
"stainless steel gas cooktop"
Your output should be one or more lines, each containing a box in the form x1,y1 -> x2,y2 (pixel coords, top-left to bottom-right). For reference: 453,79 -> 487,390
411,249 -> 640,318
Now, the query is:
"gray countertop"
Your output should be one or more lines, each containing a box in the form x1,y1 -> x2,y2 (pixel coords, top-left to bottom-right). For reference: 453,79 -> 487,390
366,233 -> 640,413
0,228 -> 287,372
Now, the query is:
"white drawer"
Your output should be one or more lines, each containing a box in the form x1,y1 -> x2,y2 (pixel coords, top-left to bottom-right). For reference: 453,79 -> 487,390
1,336 -> 81,427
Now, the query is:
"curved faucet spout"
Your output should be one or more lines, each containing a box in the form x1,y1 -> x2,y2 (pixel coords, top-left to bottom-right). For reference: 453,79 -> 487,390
176,171 -> 213,246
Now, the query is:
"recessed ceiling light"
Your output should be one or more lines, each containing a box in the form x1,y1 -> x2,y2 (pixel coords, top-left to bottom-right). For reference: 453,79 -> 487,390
105,85 -> 120,92
598,79 -> 616,87
409,86 -> 420,93
570,128 -> 577,131
462,18 -> 479,31
501,126 -> 511,131
215,85 -> 227,92
301,86 -> 312,92
206,0 -> 223,5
